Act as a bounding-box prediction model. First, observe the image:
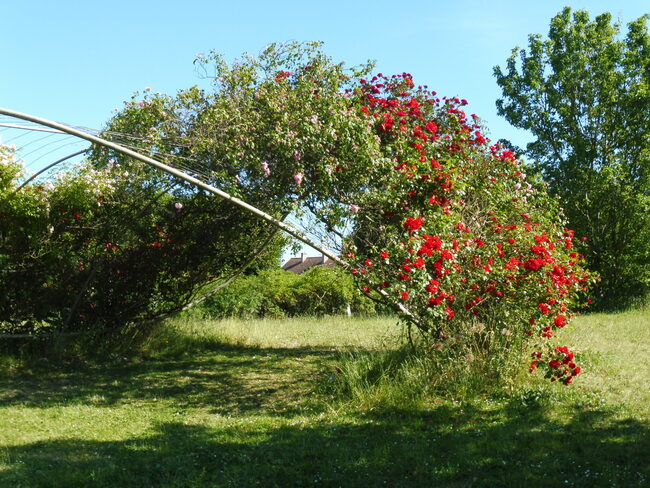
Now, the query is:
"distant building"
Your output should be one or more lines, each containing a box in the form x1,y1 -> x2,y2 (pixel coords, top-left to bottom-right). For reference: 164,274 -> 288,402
282,253 -> 336,274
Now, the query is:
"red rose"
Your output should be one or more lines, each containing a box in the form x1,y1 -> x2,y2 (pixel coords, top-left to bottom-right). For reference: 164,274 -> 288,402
425,121 -> 438,133
403,216 -> 424,233
446,306 -> 455,320
524,258 -> 545,271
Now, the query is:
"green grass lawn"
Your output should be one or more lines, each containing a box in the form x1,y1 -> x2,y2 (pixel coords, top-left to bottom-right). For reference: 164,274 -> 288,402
0,312 -> 648,487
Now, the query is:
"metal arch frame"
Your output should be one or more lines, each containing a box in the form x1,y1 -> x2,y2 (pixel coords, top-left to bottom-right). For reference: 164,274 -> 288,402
0,107 -> 342,264
15,149 -> 88,192
0,107 -> 424,325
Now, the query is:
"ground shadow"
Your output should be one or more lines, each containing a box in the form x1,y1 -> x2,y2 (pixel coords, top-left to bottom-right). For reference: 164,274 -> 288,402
0,343 -> 339,416
1,339 -> 648,487
1,402 -> 648,487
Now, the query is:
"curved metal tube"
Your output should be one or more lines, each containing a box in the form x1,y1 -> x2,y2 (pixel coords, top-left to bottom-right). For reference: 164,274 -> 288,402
0,108 -> 421,324
15,149 -> 88,192
0,107 -> 341,264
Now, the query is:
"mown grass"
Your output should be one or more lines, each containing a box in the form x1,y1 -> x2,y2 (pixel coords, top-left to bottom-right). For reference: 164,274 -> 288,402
0,312 -> 648,487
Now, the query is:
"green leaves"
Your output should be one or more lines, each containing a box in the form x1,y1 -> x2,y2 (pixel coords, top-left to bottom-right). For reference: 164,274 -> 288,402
1,42 -> 379,341
494,8 -> 650,308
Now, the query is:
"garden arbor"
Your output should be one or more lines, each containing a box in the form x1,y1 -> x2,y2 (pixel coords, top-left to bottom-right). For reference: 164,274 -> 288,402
0,107 -> 342,340
1,43 -> 593,384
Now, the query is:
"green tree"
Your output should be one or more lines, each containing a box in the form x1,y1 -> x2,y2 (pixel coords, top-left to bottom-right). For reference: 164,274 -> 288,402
3,42 -> 594,383
199,266 -> 377,318
494,7 -> 650,309
0,42 -> 378,342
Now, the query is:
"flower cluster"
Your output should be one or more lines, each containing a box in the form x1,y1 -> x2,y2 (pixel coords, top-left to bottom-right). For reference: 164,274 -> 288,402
0,144 -> 25,189
538,346 -> 582,385
342,73 -> 594,384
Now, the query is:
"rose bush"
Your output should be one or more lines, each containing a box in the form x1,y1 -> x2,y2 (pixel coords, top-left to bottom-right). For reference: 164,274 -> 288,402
2,44 -> 594,383
336,74 -> 594,384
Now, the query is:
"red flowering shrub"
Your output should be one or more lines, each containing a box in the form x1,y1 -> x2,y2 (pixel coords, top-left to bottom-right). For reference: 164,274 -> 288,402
337,73 -> 594,384
1,43 -> 595,377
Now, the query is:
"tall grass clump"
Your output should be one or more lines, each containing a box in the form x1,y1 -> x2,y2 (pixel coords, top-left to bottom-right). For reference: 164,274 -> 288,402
323,322 -> 532,410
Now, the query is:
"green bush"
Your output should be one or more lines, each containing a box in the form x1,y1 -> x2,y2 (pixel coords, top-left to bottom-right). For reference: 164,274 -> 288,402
494,8 -> 650,309
1,42 -> 377,343
198,266 -> 379,318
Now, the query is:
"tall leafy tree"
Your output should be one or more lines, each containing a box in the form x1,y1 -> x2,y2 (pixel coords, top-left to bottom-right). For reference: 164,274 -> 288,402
494,8 -> 650,309
0,42 -> 378,340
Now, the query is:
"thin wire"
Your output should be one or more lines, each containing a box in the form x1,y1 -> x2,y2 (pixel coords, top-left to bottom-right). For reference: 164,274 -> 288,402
0,122 -> 64,134
0,118 -> 209,178
15,149 -> 89,192
1,129 -> 36,145
0,119 -> 194,155
17,132 -> 65,158
27,139 -> 89,167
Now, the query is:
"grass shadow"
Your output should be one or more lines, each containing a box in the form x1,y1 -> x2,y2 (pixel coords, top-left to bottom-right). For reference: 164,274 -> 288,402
1,401 -> 648,487
0,342 -> 342,416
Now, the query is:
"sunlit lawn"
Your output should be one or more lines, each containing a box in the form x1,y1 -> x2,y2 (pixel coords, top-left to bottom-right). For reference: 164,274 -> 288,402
0,312 -> 648,487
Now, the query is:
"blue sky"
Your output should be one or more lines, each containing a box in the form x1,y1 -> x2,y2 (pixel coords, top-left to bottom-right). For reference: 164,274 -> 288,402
1,0 -> 647,256
2,0 -> 647,143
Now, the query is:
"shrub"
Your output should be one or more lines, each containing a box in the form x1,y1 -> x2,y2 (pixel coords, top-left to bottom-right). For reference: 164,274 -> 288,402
0,145 -> 286,340
336,74 -> 595,385
199,266 -> 378,318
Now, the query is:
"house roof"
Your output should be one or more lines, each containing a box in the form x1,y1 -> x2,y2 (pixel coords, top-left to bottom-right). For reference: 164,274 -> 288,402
282,254 -> 336,274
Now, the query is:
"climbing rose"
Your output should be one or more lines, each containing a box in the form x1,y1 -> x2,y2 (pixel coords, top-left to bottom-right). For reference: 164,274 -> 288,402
403,216 -> 423,233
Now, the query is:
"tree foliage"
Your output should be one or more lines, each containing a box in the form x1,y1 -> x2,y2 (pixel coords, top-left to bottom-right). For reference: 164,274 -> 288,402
2,42 -> 595,384
198,266 -> 377,319
494,8 -> 650,308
